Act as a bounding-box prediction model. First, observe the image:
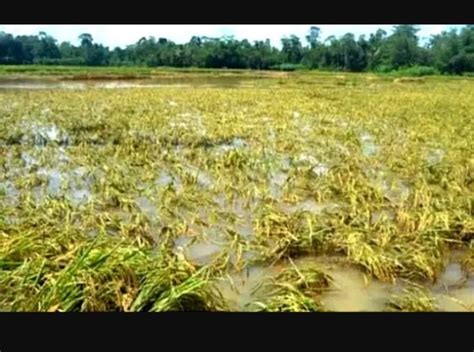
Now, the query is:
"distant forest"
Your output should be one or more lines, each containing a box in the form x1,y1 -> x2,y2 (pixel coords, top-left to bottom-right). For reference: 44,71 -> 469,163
1,25 -> 474,74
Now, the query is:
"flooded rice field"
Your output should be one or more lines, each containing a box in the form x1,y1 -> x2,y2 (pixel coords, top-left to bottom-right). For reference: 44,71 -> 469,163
0,74 -> 473,311
0,76 -> 263,90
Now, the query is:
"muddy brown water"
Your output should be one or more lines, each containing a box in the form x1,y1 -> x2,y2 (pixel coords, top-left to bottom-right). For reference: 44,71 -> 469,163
215,251 -> 474,312
216,265 -> 284,311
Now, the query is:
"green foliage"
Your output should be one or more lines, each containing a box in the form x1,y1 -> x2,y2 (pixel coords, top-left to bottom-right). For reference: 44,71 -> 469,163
269,63 -> 306,71
1,26 -> 474,74
374,65 -> 393,73
395,66 -> 440,77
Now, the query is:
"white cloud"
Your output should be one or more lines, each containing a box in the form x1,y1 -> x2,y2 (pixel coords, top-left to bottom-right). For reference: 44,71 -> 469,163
0,24 -> 467,48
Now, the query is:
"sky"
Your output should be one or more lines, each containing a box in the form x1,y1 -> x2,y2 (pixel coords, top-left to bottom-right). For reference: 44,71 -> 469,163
0,25 -> 466,48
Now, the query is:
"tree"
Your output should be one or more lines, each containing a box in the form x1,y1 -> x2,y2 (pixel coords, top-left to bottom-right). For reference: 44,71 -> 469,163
79,33 -> 93,47
306,26 -> 321,49
0,32 -> 25,64
447,52 -> 474,74
36,32 -> 60,62
366,29 -> 387,69
281,35 -> 303,64
339,33 -> 366,71
251,39 -> 277,69
0,25 -> 473,73
384,25 -> 421,68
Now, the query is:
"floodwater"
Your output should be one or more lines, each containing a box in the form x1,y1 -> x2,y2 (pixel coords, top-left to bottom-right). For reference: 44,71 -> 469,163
216,265 -> 284,311
280,199 -> 339,215
305,252 -> 472,312
173,233 -> 224,266
0,77 -> 261,90
215,252 -> 474,312
1,79 -> 472,312
135,196 -> 158,221
360,132 -> 378,156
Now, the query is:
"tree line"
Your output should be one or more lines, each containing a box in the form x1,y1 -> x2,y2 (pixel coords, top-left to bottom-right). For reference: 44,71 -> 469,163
1,25 -> 474,74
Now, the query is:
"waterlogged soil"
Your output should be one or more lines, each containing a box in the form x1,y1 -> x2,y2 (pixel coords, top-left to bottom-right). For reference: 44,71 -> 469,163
0,75 -> 473,312
214,251 -> 474,312
216,265 -> 284,311
0,76 -> 264,90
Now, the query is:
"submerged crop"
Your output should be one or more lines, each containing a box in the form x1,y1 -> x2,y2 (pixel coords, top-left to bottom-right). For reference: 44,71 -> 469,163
0,73 -> 473,311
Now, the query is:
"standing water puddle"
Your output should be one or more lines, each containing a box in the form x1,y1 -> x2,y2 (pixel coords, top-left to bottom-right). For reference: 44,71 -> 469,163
269,171 -> 288,199
294,153 -> 329,176
294,256 -> 396,311
0,77 -> 260,90
322,268 -> 394,311
360,132 -> 378,156
37,168 -> 63,197
214,138 -> 249,154
155,171 -> 183,192
426,148 -> 445,165
173,235 -> 223,266
431,250 -> 474,311
19,121 -> 70,147
295,251 -> 474,312
135,196 -> 158,222
365,168 -> 410,203
33,164 -> 93,206
280,199 -> 339,215
182,166 -> 214,189
0,181 -> 20,205
216,265 -> 284,311
215,251 -> 474,312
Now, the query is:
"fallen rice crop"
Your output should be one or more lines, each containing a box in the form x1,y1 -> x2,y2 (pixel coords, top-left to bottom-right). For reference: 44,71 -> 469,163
0,72 -> 473,311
